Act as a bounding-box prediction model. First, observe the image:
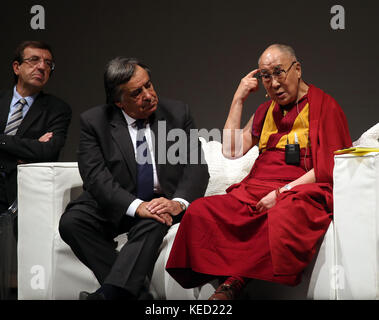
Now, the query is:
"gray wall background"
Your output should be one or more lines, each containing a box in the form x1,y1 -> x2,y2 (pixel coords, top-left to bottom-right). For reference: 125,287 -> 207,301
1,0 -> 378,161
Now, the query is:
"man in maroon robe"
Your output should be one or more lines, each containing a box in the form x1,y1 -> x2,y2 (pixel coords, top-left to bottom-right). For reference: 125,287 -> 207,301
166,44 -> 352,300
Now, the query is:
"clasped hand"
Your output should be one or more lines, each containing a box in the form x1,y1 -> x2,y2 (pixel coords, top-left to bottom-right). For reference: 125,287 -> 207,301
255,190 -> 277,213
136,197 -> 183,226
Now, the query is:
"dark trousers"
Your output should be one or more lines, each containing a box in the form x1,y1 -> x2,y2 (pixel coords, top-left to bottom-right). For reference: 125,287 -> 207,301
0,173 -> 17,300
0,173 -> 10,212
59,207 -> 171,299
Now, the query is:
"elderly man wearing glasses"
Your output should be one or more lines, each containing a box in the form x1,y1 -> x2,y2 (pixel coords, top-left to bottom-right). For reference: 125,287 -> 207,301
166,44 -> 352,300
0,40 -> 71,217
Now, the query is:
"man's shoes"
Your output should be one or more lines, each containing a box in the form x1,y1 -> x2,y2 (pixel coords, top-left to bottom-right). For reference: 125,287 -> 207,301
208,279 -> 244,300
138,290 -> 154,300
79,284 -> 135,300
79,291 -> 106,300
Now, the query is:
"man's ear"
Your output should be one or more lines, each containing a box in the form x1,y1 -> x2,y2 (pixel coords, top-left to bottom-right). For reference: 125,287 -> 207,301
295,61 -> 302,79
12,61 -> 20,76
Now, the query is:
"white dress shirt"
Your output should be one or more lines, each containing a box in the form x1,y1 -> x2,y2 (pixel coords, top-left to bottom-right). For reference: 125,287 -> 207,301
121,110 -> 189,217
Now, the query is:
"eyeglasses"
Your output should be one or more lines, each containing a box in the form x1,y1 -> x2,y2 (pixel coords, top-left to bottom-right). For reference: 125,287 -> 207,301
21,56 -> 55,71
257,61 -> 297,83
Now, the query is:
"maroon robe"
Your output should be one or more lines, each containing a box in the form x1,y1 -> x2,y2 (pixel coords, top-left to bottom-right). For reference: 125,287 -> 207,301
166,85 -> 352,287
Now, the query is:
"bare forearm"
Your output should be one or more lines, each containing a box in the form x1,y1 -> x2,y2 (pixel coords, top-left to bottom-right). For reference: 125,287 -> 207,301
223,99 -> 244,157
223,103 -> 257,158
280,168 -> 315,192
224,98 -> 244,131
256,168 -> 316,212
223,69 -> 260,158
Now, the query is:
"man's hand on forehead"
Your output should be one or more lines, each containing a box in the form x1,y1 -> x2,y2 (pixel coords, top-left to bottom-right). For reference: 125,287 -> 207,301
233,69 -> 260,102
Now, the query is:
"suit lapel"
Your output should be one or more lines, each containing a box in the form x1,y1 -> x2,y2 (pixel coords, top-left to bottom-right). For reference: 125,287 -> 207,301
0,90 -> 13,133
108,104 -> 166,187
17,92 -> 45,136
109,106 -> 137,184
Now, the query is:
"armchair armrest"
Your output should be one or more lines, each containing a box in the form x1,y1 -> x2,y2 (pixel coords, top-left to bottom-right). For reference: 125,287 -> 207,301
333,153 -> 379,299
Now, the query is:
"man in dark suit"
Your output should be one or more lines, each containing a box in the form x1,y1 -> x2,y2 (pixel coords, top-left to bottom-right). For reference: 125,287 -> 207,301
0,40 -> 71,300
0,40 -> 71,213
59,57 -> 209,300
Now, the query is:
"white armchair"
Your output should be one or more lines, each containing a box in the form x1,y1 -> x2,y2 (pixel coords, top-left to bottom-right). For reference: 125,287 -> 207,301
17,140 -> 379,300
333,152 -> 379,299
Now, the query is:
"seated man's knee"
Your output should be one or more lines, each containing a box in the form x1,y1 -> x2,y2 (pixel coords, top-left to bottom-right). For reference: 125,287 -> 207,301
130,218 -> 168,240
59,210 -> 80,242
146,219 -> 169,233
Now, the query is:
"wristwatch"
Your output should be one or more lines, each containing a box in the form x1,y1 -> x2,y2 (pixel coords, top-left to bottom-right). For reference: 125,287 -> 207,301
283,184 -> 292,191
177,201 -> 186,212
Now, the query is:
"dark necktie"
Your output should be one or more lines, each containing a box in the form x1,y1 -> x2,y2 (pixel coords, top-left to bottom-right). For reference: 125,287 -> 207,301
135,119 -> 154,201
4,98 -> 27,135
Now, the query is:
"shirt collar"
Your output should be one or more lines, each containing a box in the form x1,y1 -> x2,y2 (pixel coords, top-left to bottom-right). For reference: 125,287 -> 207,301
121,110 -> 149,127
121,110 -> 137,126
12,85 -> 39,107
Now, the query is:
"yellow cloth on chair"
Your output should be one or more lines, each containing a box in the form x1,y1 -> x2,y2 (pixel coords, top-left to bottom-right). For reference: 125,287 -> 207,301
334,147 -> 379,156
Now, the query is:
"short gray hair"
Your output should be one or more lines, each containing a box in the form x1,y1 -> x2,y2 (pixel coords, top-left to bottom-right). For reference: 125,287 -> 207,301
258,44 -> 298,65
104,57 -> 151,104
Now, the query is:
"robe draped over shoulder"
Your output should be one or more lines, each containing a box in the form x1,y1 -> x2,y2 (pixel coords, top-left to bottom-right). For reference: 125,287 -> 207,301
166,85 -> 352,287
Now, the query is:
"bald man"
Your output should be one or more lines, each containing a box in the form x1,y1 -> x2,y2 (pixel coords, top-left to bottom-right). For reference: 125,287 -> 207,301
166,44 -> 352,300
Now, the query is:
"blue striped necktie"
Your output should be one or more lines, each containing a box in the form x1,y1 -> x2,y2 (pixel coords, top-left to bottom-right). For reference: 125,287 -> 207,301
135,119 -> 154,201
4,98 -> 27,135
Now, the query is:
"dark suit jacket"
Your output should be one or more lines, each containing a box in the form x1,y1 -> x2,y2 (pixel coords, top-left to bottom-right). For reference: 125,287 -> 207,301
68,98 -> 209,228
0,89 -> 72,204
